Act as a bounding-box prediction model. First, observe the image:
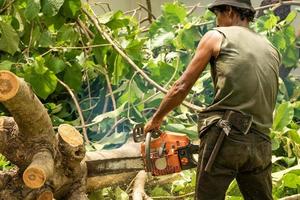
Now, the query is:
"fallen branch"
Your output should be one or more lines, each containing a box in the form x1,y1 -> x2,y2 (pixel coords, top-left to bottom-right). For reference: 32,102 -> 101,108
82,8 -> 204,112
280,194 -> 300,200
132,170 -> 152,200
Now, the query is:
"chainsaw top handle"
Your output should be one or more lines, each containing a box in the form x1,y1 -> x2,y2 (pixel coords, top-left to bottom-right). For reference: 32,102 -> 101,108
145,129 -> 162,172
133,124 -> 162,143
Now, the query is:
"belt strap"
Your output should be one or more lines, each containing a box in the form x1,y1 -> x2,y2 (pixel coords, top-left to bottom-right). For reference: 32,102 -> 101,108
204,110 -> 253,173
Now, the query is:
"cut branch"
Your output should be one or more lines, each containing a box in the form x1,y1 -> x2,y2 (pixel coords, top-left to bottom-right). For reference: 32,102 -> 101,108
23,151 -> 54,189
82,8 -> 204,112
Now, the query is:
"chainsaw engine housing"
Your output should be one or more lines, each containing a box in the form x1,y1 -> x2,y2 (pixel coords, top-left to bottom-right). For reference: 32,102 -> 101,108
141,132 -> 197,176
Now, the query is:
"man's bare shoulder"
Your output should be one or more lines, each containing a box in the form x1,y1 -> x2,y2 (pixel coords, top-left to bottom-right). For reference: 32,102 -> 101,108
198,30 -> 224,57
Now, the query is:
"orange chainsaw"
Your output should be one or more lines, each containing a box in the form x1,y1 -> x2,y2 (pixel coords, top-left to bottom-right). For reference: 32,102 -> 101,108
133,124 -> 199,176
86,125 -> 199,177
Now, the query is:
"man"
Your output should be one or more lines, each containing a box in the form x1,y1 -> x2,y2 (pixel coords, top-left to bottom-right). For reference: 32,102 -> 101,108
144,0 -> 281,199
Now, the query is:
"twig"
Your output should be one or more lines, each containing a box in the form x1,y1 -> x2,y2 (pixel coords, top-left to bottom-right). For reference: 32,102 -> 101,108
82,8 -> 204,112
104,65 -> 118,133
145,0 -> 153,23
254,1 -> 300,11
151,192 -> 195,199
51,44 -> 111,49
94,2 -> 111,11
76,20 -> 92,42
187,3 -> 205,16
138,3 -> 156,20
57,79 -> 90,145
106,117 -> 127,137
77,18 -> 95,38
0,0 -> 15,13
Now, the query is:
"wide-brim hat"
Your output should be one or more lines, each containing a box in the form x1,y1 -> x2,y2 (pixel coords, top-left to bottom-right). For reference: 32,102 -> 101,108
208,0 -> 256,13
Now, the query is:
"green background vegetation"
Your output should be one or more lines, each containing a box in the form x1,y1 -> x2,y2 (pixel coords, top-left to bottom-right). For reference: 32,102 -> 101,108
0,0 -> 299,199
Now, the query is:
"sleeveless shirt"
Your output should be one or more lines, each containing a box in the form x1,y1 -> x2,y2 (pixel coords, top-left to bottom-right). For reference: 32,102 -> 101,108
203,26 -> 281,135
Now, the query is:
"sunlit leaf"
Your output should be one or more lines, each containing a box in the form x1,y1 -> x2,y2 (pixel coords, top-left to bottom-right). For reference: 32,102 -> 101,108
24,0 -> 41,21
42,0 -> 64,16
0,21 -> 19,55
272,102 -> 294,131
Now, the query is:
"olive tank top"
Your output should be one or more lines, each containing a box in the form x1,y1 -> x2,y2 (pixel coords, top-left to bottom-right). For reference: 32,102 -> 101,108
203,26 -> 281,134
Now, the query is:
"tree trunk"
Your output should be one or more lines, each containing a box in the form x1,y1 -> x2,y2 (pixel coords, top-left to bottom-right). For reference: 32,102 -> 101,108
0,71 -> 88,200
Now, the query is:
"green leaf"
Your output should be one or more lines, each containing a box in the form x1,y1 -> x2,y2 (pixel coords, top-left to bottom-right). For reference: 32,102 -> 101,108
45,56 -> 67,74
24,0 -> 41,21
282,46 -> 298,67
114,187 -> 129,200
92,103 -> 125,124
264,14 -> 278,30
62,0 -> 81,18
271,32 -> 286,50
151,32 -> 175,49
288,130 -> 300,144
0,60 -> 13,70
285,11 -> 297,24
57,24 -> 79,46
150,186 -> 170,197
42,0 -> 65,16
272,102 -> 294,131
162,3 -> 187,24
111,54 -> 127,85
283,173 -> 300,188
93,131 -> 128,150
0,21 -> 19,55
39,31 -> 54,47
25,70 -> 58,100
173,26 -> 201,50
63,63 -> 82,91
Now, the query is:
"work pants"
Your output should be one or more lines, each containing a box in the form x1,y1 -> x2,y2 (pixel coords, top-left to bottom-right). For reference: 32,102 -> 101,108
195,125 -> 273,200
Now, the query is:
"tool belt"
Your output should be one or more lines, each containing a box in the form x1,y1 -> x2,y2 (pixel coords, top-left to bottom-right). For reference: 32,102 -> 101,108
199,110 -> 253,172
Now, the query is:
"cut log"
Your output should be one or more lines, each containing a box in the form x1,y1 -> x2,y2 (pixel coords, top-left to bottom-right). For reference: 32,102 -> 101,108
23,151 -> 54,189
0,71 -> 19,101
37,191 -> 54,200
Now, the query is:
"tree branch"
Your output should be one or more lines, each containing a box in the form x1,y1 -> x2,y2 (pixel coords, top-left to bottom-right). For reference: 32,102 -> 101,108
57,79 -> 90,145
132,170 -> 152,200
138,2 -> 156,21
254,0 -> 300,11
280,194 -> 300,200
82,8 -> 204,112
145,0 -> 154,23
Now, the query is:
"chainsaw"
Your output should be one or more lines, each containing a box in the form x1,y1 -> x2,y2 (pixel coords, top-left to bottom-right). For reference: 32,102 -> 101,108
133,124 -> 199,176
86,124 -> 199,177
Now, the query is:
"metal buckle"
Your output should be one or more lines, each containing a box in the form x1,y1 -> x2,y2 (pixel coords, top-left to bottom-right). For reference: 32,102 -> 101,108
217,119 -> 231,136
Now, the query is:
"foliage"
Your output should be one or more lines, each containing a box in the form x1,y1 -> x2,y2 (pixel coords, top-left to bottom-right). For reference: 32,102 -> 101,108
0,0 -> 299,199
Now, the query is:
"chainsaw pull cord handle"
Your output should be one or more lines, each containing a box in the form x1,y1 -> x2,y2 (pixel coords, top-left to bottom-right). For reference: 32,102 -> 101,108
145,130 -> 162,172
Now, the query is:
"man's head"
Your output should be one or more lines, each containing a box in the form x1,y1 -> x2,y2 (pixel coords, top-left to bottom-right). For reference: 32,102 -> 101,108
208,0 -> 256,27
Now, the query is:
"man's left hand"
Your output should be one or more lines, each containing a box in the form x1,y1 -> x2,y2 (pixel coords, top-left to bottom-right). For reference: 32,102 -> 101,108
144,118 -> 162,134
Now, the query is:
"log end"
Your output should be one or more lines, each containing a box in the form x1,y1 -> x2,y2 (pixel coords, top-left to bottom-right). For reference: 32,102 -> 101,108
23,167 -> 46,189
58,124 -> 83,147
0,70 -> 20,102
37,191 -> 54,200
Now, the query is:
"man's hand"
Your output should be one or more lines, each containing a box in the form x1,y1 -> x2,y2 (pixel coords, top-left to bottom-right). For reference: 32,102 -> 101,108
144,118 -> 163,134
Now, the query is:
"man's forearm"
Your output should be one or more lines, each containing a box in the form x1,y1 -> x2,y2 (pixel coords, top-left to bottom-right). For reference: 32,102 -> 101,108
152,80 -> 191,122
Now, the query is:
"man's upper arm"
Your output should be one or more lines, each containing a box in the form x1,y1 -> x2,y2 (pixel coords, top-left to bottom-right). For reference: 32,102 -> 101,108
178,30 -> 223,89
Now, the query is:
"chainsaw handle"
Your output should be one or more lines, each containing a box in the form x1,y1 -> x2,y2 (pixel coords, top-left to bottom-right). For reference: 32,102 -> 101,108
145,132 -> 152,172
